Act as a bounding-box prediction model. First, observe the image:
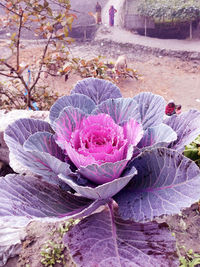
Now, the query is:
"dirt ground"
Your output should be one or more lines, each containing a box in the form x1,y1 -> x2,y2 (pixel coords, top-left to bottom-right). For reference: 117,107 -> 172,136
46,50 -> 200,112
5,203 -> 200,267
5,43 -> 200,112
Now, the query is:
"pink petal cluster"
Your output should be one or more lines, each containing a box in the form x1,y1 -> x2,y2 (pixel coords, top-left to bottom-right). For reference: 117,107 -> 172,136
60,113 -> 143,171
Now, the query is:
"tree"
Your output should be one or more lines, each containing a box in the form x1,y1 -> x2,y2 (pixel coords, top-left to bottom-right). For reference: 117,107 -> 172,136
137,0 -> 200,38
0,0 -> 75,110
0,0 -> 139,110
138,0 -> 200,22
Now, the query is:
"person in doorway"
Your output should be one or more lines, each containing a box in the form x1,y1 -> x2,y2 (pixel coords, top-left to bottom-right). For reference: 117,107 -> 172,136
95,2 -> 102,24
109,5 -> 117,26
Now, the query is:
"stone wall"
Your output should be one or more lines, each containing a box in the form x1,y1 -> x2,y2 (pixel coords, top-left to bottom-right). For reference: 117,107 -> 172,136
91,39 -> 200,61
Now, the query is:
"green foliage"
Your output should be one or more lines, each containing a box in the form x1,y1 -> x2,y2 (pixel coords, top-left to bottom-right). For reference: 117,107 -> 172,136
138,0 -> 200,22
72,56 -> 139,83
58,55 -> 139,84
72,56 -> 110,79
184,135 -> 200,168
179,248 -> 200,267
40,219 -> 79,267
57,219 -> 80,236
40,241 -> 65,267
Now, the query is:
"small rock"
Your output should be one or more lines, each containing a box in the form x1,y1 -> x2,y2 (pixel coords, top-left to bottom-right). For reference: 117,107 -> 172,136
190,52 -> 200,60
0,161 -> 15,177
0,216 -> 30,267
179,218 -> 187,231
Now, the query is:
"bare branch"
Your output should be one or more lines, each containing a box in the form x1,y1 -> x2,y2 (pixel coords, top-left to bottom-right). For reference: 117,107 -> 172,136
0,2 -> 20,17
41,70 -> 61,77
29,34 -> 52,92
0,71 -> 18,78
0,89 -> 20,108
2,60 -> 29,91
17,10 -> 24,69
1,60 -> 16,71
0,0 -> 73,111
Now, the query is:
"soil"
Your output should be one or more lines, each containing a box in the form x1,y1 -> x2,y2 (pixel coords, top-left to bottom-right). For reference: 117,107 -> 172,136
2,41 -> 200,266
5,204 -> 200,267
5,41 -> 200,112
166,203 -> 200,256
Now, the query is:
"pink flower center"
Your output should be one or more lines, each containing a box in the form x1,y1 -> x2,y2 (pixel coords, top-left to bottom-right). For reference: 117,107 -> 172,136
70,114 -> 126,163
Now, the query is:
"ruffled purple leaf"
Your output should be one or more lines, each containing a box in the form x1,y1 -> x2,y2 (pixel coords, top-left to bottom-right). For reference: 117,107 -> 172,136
3,118 -> 67,185
23,132 -> 71,180
133,92 -> 166,130
78,160 -> 129,185
114,147 -> 200,222
123,119 -> 144,147
4,118 -> 71,185
59,164 -> 137,200
71,77 -> 122,105
49,93 -> 96,124
24,132 -> 65,160
64,206 -> 178,267
74,145 -> 134,185
92,98 -> 141,124
0,174 -> 106,221
164,109 -> 200,152
137,123 -> 177,149
4,118 -> 53,150
53,106 -> 86,150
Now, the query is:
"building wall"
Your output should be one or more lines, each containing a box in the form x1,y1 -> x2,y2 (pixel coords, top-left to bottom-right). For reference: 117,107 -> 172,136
70,0 -> 108,39
124,0 -> 155,30
124,0 -> 139,15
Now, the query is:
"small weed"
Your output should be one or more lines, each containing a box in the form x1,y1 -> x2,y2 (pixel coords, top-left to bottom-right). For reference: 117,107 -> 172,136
40,240 -> 65,267
40,219 -> 80,266
184,135 -> 200,168
172,232 -> 200,267
179,248 -> 200,267
58,219 -> 80,236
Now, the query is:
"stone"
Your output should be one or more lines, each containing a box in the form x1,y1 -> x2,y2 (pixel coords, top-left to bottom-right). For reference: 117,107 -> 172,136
0,131 -> 9,164
0,216 -> 30,267
189,52 -> 200,60
0,161 -> 15,177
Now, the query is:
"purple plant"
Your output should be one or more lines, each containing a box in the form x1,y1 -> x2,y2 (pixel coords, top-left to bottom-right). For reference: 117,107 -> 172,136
1,77 -> 200,266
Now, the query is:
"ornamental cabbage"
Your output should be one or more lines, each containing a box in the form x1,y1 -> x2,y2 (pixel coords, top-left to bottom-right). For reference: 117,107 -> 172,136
54,111 -> 143,184
1,77 -> 200,266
